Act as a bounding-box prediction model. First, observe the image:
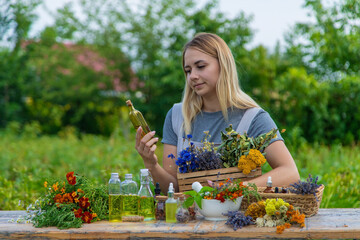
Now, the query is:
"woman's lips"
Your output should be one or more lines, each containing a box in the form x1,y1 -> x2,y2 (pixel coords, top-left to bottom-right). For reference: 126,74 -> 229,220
194,83 -> 204,88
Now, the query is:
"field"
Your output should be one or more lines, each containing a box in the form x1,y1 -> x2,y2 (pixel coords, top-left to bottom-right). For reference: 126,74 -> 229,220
1,130 -> 359,210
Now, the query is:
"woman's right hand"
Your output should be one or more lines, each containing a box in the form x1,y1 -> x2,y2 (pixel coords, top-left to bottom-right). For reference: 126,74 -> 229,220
135,127 -> 159,170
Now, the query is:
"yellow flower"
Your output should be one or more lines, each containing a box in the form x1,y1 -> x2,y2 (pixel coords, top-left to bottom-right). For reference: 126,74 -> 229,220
237,149 -> 266,174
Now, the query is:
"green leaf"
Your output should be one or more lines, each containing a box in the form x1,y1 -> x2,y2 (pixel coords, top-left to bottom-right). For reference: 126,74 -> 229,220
194,195 -> 202,209
183,190 -> 197,197
199,186 -> 214,193
183,197 -> 194,209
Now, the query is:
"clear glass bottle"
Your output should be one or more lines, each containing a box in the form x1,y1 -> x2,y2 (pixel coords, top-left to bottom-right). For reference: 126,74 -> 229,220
176,195 -> 190,223
120,174 -> 139,217
264,176 -> 274,193
108,173 -> 122,222
138,169 -> 155,221
165,182 -> 177,223
126,100 -> 151,137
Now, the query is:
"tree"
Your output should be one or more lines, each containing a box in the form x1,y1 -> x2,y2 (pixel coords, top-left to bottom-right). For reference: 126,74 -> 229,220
0,0 -> 40,127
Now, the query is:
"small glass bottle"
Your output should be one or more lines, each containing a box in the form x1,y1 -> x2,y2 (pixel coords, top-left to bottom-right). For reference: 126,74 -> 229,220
138,169 -> 155,221
165,182 -> 177,223
126,100 -> 151,137
176,195 -> 190,223
108,173 -> 122,222
264,176 -> 274,193
120,174 -> 139,217
155,195 -> 167,221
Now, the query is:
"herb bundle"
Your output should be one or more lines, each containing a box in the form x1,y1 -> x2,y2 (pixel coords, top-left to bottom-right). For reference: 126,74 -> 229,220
218,125 -> 278,169
30,172 -> 108,229
224,211 -> 254,231
174,133 -> 222,173
289,174 -> 321,200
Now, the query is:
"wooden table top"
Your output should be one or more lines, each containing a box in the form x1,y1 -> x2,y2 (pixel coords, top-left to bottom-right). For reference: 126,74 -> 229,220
1,208 -> 360,239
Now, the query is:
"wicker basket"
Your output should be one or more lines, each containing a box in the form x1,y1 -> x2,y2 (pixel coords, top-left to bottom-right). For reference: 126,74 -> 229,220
241,184 -> 325,217
177,166 -> 262,192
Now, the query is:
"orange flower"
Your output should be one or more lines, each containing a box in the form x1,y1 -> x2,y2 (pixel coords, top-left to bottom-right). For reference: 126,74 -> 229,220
54,194 -> 63,203
74,198 -> 79,203
77,189 -> 84,194
61,187 -> 66,194
63,193 -> 74,203
92,213 -> 97,218
72,191 -> 77,198
52,182 -> 59,192
284,223 -> 291,228
66,171 -> 76,185
276,225 -> 285,234
44,181 -> 48,188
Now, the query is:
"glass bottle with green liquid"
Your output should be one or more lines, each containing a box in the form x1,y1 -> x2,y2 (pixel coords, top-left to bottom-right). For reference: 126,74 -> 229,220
138,169 -> 155,221
120,174 -> 139,217
108,173 -> 122,222
165,182 -> 177,223
126,100 -> 151,138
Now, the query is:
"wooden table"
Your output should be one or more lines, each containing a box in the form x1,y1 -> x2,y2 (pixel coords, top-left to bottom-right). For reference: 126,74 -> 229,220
1,209 -> 359,239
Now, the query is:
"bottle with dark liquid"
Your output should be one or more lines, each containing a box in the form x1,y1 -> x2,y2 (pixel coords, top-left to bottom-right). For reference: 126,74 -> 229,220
126,100 -> 151,137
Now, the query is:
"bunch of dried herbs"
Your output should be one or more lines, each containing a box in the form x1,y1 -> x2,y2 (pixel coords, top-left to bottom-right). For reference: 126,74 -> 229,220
218,125 -> 278,168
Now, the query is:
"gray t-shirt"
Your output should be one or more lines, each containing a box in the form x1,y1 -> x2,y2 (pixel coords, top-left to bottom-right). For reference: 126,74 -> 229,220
161,107 -> 283,146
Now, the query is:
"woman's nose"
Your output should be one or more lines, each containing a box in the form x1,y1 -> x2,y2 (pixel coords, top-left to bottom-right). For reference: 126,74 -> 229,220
189,70 -> 199,80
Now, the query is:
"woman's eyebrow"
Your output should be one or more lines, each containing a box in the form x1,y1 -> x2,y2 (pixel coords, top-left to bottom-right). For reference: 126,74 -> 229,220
184,60 -> 205,68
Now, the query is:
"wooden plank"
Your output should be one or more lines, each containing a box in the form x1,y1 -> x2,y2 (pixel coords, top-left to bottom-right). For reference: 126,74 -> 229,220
1,209 -> 360,239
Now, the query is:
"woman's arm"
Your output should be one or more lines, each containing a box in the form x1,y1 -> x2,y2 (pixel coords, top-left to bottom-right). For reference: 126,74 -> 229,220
135,127 -> 179,193
246,140 -> 300,187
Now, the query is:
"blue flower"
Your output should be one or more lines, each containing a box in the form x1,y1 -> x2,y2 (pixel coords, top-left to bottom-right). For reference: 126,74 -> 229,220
187,134 -> 192,139
167,153 -> 175,159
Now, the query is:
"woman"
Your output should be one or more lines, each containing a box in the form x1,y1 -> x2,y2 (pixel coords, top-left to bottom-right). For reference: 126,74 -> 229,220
135,33 -> 299,193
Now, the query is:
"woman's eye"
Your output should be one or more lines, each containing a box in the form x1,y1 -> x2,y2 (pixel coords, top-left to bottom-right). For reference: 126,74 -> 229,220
197,65 -> 205,69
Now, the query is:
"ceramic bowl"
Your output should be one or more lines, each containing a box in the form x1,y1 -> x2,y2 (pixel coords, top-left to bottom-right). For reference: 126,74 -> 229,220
197,196 -> 243,221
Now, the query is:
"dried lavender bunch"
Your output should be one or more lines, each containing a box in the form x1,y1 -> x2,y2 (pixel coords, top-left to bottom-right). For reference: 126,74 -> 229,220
289,174 -> 321,201
196,149 -> 223,170
224,211 -> 254,231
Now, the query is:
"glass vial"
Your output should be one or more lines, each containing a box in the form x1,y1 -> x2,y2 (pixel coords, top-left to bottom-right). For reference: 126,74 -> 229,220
176,195 -> 190,223
264,176 -> 274,193
108,173 -> 122,222
120,174 -> 139,217
138,169 -> 155,221
165,182 -> 177,223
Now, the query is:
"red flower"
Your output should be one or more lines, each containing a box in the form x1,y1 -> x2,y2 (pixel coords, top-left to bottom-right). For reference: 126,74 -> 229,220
82,211 -> 93,223
66,171 -> 77,185
79,197 -> 90,209
74,208 -> 83,218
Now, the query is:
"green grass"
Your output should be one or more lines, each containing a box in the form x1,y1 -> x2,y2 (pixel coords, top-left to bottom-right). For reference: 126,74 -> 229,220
1,130 -> 359,210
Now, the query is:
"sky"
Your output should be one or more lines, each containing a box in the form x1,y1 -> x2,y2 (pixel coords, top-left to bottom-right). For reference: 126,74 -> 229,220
31,0 -> 313,49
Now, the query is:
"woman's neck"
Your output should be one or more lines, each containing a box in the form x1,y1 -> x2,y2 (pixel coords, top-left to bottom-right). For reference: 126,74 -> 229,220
202,96 -> 222,112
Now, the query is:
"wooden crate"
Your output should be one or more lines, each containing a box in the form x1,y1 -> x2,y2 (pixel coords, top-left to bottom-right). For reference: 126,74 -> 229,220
177,167 -> 262,192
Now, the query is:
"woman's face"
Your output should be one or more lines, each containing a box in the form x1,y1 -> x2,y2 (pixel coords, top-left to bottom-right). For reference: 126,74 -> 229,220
184,48 -> 220,99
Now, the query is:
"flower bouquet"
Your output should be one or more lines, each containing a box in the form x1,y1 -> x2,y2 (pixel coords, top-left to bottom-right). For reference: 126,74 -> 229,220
26,171 -> 108,229
245,198 -> 305,234
175,126 -> 278,192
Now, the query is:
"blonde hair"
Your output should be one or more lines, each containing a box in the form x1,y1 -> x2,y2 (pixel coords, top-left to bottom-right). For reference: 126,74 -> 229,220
181,33 -> 259,134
